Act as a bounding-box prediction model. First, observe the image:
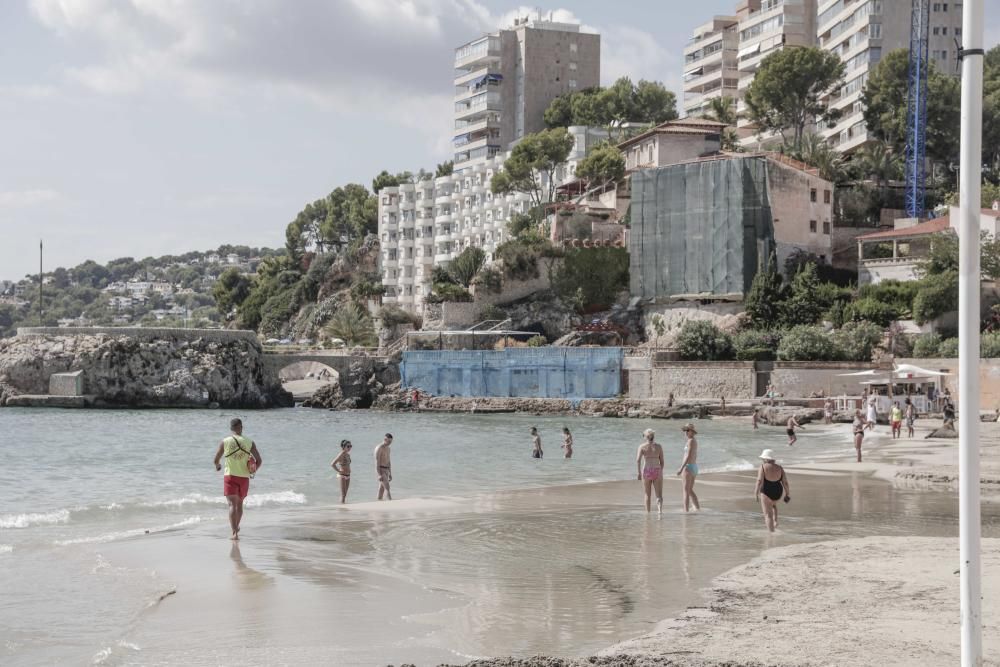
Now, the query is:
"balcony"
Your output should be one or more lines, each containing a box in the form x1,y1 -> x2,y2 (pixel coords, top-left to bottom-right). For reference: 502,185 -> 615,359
454,92 -> 502,121
454,37 -> 501,69
435,212 -> 453,224
399,236 -> 415,248
455,66 -> 497,87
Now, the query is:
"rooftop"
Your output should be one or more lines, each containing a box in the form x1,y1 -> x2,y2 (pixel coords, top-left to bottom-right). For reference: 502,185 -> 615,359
617,118 -> 727,149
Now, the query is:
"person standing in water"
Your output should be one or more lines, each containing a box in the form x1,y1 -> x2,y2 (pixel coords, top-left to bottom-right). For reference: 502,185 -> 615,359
752,408 -> 759,430
852,409 -> 866,462
676,423 -> 700,512
561,427 -> 573,459
824,398 -> 834,425
905,398 -> 916,438
330,440 -> 353,503
786,416 -> 803,446
530,427 -> 543,459
636,429 -> 664,514
754,449 -> 790,533
213,418 -> 262,541
890,401 -> 903,439
866,395 -> 878,431
374,433 -> 393,500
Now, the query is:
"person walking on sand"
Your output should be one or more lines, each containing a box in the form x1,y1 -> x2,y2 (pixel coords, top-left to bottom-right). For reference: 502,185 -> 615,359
213,418 -> 262,541
824,398 -> 834,425
852,409 -> 866,463
636,429 -> 664,514
755,449 -> 790,533
890,402 -> 903,439
866,395 -> 878,431
905,398 -> 916,438
330,439 -> 353,503
786,416 -> 803,446
530,427 -> 543,459
374,433 -> 393,500
676,424 -> 701,512
561,427 -> 573,459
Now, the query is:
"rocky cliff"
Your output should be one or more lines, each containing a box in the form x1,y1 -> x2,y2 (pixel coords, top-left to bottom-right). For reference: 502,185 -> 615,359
0,331 -> 292,408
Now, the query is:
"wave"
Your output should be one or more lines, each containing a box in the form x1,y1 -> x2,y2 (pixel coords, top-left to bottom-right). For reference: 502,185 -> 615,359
141,490 -> 307,509
0,508 -> 71,529
55,516 -> 203,546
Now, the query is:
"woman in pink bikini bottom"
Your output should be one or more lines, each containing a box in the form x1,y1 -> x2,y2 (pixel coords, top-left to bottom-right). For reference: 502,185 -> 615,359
636,428 -> 665,513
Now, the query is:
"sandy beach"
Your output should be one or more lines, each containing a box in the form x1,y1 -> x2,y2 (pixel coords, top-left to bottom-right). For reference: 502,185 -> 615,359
444,421 -> 1000,667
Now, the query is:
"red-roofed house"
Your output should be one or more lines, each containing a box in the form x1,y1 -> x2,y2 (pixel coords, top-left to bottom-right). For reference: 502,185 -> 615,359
856,208 -> 1000,285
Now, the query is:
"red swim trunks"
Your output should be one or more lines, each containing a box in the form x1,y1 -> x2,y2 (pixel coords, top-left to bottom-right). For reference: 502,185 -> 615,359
223,475 -> 250,499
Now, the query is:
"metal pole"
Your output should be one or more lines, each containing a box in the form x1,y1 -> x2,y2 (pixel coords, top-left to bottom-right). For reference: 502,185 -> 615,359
38,240 -> 43,325
958,1 -> 984,663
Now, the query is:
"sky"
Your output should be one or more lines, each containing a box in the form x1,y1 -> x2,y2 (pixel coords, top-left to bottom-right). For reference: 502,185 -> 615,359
1,0 -> 999,280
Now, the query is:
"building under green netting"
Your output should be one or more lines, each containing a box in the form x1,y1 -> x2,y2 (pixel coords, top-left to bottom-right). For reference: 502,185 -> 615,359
629,156 -> 775,300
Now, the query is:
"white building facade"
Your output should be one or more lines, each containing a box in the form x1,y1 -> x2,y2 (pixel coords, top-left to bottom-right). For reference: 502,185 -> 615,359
682,16 -> 740,118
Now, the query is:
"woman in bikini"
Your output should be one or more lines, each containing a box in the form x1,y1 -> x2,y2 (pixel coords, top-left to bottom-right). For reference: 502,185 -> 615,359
636,429 -> 664,514
754,448 -> 790,532
852,409 -> 866,462
330,439 -> 352,503
676,423 -> 701,512
561,427 -> 573,459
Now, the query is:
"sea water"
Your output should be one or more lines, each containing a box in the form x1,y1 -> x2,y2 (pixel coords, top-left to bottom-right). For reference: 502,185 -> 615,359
1,408 -> 990,665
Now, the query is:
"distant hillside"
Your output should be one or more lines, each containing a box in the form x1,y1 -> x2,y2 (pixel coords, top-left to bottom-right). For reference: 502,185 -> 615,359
0,245 -> 283,337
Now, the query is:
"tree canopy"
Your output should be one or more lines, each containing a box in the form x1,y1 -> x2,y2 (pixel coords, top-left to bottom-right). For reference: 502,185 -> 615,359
574,142 -> 625,191
861,48 -> 960,164
543,77 -> 677,136
284,184 -> 377,262
490,128 -> 575,210
744,47 -> 845,150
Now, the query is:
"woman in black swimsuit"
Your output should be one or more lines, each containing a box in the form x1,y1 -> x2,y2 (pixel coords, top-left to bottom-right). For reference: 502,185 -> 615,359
754,449 -> 790,533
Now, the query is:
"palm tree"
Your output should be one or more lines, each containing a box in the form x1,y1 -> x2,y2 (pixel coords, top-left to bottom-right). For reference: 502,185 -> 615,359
854,141 -> 902,201
793,133 -> 847,184
325,304 -> 376,347
447,247 -> 486,287
704,96 -> 742,152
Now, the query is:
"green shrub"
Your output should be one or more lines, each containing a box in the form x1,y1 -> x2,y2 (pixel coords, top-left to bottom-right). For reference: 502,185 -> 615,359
377,305 -> 420,328
526,335 -> 547,347
983,332 -> 1000,358
473,266 -> 503,294
676,320 -> 734,361
426,283 -> 472,303
913,271 -> 958,324
833,320 -> 884,362
745,260 -> 785,328
844,297 -> 899,327
938,337 -> 958,357
478,304 -> 506,321
733,329 -> 782,361
776,325 -> 838,361
825,300 -> 848,327
551,247 -> 629,310
858,280 -> 919,317
912,333 -> 942,357
781,263 -> 824,326
448,246 -> 487,287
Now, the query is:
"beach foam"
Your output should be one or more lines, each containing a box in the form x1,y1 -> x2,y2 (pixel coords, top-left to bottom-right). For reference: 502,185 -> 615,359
141,490 -> 306,509
55,516 -> 203,546
0,508 -> 71,529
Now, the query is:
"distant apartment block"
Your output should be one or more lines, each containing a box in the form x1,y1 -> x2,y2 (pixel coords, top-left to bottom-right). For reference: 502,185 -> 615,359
379,127 -> 600,314
682,16 -> 739,118
734,0 -> 819,145
452,16 -> 600,172
817,0 -> 963,153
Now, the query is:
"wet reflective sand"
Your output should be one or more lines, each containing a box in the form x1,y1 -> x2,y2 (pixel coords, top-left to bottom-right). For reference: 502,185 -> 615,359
100,470 -> 1000,665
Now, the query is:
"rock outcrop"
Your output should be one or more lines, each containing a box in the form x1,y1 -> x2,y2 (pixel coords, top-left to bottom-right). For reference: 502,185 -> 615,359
0,332 -> 292,408
301,358 -> 401,409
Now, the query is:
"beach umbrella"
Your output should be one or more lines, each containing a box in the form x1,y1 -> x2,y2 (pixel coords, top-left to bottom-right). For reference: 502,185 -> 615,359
893,363 -> 951,377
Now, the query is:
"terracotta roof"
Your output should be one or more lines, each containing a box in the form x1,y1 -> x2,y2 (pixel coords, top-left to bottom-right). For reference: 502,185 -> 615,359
855,217 -> 952,241
617,118 -> 725,149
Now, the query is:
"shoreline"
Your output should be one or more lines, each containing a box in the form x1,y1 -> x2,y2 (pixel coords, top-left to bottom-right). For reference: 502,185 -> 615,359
443,423 -> 1000,667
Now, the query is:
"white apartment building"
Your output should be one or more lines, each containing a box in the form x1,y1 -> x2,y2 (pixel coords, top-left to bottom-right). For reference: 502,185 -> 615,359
734,0 -> 819,145
817,0 -> 963,153
379,127 -> 601,315
453,16 -> 600,172
682,16 -> 740,118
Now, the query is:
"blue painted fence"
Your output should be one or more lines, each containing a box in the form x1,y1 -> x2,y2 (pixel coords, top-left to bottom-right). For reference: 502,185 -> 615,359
400,347 -> 624,399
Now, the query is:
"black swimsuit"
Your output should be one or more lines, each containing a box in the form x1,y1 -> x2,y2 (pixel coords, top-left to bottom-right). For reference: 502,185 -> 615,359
761,466 -> 784,501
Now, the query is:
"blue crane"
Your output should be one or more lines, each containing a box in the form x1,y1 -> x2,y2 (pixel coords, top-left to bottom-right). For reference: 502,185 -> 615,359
904,0 -> 930,218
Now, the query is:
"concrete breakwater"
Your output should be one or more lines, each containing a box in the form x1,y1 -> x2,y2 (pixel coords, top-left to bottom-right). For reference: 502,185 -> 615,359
1,328 -> 291,408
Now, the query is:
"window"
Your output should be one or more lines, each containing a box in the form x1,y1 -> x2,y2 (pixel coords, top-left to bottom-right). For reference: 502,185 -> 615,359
823,221 -> 831,235
933,27 -> 940,35
933,2 -> 940,9
869,23 -> 882,38
824,190 -> 831,204
810,188 -> 817,202
810,220 -> 818,233
569,79 -> 578,88
569,62 -> 577,71
570,42 -> 578,53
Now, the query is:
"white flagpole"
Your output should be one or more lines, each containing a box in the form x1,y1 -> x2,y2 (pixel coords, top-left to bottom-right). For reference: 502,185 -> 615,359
958,0 -> 984,664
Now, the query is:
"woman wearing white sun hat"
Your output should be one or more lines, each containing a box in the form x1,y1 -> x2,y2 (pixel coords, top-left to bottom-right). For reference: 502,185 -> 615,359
754,449 -> 789,533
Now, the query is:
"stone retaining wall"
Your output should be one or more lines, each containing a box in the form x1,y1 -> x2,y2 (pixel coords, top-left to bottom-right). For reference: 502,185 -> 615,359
16,327 -> 258,345
769,362 -> 882,398
647,361 -> 756,400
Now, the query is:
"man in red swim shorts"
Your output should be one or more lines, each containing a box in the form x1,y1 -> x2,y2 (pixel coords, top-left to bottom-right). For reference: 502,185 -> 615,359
213,418 -> 262,540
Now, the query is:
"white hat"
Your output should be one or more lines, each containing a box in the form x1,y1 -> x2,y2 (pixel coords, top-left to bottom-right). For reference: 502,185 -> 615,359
758,449 -> 777,461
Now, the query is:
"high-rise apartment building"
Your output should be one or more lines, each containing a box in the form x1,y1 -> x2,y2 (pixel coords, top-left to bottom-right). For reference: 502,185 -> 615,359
452,17 -> 600,172
816,0 -> 963,153
734,0 -> 819,143
682,16 -> 739,118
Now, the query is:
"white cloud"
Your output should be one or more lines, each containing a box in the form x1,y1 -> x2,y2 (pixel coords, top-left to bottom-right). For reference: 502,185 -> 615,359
601,25 -> 679,91
0,189 -> 62,207
0,84 -> 59,100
